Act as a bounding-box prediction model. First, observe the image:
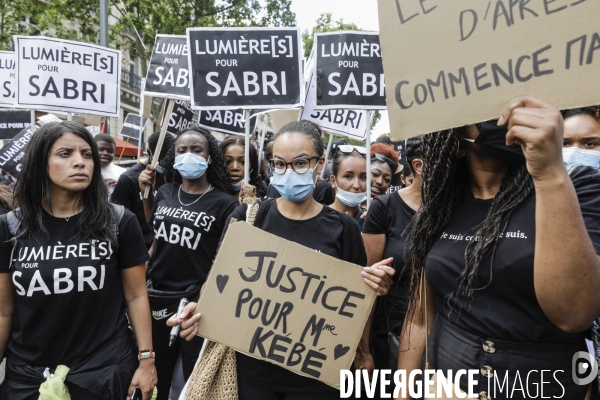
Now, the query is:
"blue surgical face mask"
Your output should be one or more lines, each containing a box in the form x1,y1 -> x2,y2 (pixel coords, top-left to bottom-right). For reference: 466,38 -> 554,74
562,147 -> 600,169
174,153 -> 209,179
231,182 -> 242,192
335,181 -> 367,208
271,169 -> 315,202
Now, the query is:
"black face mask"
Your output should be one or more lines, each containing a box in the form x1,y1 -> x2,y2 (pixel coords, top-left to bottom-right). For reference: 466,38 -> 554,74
465,120 -> 525,165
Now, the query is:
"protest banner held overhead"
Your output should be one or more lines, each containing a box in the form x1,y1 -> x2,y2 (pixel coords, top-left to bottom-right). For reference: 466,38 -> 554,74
300,71 -> 370,141
14,36 -> 122,116
314,31 -> 386,110
377,0 -> 600,139
144,35 -> 190,100
0,110 -> 32,140
119,113 -> 149,140
160,99 -> 194,135
196,221 -> 376,389
186,28 -> 304,110
198,109 -> 259,136
0,51 -> 16,106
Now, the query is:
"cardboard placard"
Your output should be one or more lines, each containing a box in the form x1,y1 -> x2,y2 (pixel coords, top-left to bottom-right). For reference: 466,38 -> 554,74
198,109 -> 259,136
144,35 -> 190,100
377,0 -> 600,139
300,71 -> 369,141
14,36 -> 122,116
186,27 -> 304,110
197,222 -> 376,388
314,31 -> 386,110
160,99 -> 194,135
0,51 -> 16,106
270,109 -> 300,132
0,110 -> 32,140
119,113 -> 149,140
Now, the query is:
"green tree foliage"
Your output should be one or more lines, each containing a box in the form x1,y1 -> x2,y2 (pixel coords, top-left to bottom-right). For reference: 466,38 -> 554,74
301,13 -> 359,59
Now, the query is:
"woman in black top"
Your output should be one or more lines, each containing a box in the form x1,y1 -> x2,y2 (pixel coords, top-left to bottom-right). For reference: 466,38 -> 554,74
362,136 -> 423,378
220,135 -> 266,201
170,120 -> 395,399
369,143 -> 399,201
0,121 -> 154,400
328,145 -> 368,230
398,97 -> 600,399
139,127 -> 238,400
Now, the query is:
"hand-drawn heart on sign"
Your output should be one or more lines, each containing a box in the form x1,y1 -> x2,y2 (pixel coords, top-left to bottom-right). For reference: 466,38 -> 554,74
216,275 -> 229,294
334,344 -> 350,360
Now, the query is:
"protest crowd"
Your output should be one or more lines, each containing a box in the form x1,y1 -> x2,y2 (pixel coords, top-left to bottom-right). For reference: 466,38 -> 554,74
0,1 -> 600,400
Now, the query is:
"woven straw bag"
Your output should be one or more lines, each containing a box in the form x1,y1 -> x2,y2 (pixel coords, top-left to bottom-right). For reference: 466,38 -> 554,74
184,184 -> 261,400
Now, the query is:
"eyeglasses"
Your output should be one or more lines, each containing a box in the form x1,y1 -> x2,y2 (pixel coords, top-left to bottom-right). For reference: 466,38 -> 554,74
269,156 -> 320,175
336,145 -> 367,156
372,153 -> 399,171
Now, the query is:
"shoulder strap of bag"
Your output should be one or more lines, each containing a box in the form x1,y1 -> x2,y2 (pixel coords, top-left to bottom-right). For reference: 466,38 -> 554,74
242,184 -> 261,227
111,203 -> 125,238
6,210 -> 22,270
421,268 -> 430,370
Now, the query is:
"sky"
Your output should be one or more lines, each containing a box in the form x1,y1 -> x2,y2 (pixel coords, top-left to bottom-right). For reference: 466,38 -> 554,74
290,0 -> 390,138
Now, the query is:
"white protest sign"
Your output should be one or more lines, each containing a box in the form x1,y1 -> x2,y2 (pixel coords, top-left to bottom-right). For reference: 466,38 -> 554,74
314,31 -> 386,110
0,51 -> 16,106
301,71 -> 369,141
378,0 -> 600,139
196,221 -> 376,389
144,35 -> 190,100
186,27 -> 304,110
14,36 -> 122,116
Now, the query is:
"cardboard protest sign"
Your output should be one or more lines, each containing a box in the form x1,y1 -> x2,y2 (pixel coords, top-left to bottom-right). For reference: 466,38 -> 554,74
14,36 -> 122,116
119,113 -> 149,140
300,71 -> 369,141
186,27 -> 304,110
0,114 -> 61,176
196,222 -> 376,388
144,35 -> 190,100
0,51 -> 16,106
270,109 -> 300,132
198,109 -> 259,136
314,32 -> 386,110
0,110 -> 32,140
378,0 -> 600,139
160,99 -> 194,135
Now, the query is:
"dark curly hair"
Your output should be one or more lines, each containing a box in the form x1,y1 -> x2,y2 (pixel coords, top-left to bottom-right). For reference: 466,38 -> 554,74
402,128 -> 534,334
163,126 -> 232,194
405,135 -> 424,175
562,106 -> 600,123
220,135 -> 266,197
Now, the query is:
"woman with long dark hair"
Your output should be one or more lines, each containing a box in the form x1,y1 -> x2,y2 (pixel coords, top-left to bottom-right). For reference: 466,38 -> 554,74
139,126 -> 238,400
0,121 -> 155,399
397,97 -> 600,399
168,120 -> 395,400
361,136 -> 423,380
220,135 -> 265,201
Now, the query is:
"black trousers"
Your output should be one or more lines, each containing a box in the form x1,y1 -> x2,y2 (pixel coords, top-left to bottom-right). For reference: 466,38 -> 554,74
0,329 -> 137,400
238,380 -> 341,400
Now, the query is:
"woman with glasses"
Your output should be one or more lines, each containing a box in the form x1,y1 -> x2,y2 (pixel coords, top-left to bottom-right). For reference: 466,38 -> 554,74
328,145 -> 368,229
369,144 -> 399,201
361,136 -> 424,383
168,120 -> 395,400
138,127 -> 238,400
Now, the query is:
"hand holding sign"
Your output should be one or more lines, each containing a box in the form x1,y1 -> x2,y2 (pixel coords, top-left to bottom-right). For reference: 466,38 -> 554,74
499,96 -> 566,183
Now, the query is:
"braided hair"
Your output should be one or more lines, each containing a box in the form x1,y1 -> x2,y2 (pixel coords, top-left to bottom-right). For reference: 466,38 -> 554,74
163,126 -> 232,194
403,128 -> 534,331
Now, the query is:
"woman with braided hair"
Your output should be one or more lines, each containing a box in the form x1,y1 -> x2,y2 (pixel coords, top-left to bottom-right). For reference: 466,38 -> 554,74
139,127 -> 238,400
396,97 -> 600,399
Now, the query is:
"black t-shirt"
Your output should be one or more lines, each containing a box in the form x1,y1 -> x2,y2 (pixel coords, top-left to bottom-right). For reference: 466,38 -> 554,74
427,166 -> 600,342
148,183 -> 238,291
0,210 -> 149,367
363,193 -> 416,303
350,206 -> 365,231
266,180 -> 335,205
230,202 -> 366,395
111,162 -> 164,249
0,203 -> 9,215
